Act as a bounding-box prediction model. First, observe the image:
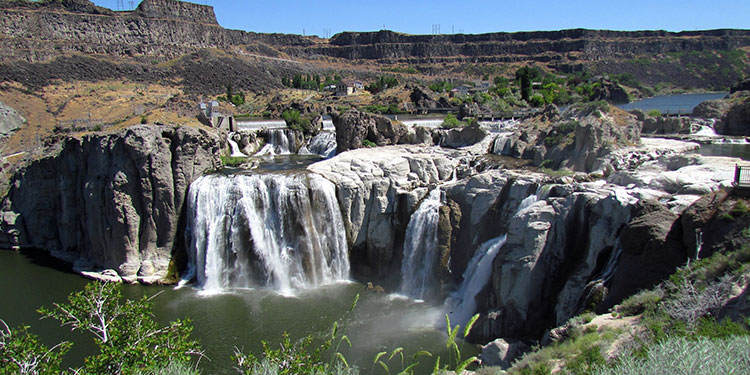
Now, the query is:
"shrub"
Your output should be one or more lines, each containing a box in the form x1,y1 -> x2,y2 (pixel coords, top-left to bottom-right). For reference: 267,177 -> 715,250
141,115 -> 148,124
646,109 -> 662,117
282,109 -> 315,134
441,114 -> 464,129
221,155 -> 247,167
594,336 -> 750,375
362,139 -> 376,148
616,288 -> 664,317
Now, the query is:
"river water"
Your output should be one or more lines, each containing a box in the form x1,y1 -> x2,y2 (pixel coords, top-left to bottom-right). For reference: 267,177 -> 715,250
617,92 -> 727,114
0,249 -> 471,374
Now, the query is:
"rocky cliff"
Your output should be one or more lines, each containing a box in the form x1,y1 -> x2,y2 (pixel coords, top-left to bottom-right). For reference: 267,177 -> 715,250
0,124 -> 223,283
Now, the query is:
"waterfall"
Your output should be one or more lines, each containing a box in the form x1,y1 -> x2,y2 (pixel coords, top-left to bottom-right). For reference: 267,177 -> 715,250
446,236 -> 507,327
445,189 -> 542,326
299,131 -> 337,158
491,133 -> 513,155
227,132 -> 247,157
186,172 -> 350,294
256,129 -> 296,156
400,189 -> 442,300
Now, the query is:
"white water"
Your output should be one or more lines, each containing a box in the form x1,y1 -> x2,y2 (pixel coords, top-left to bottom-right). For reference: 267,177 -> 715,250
400,189 -> 443,300
299,131 -> 337,159
446,235 -> 507,327
491,133 -> 513,155
227,132 -> 247,157
186,173 -> 350,295
256,129 -> 296,156
445,189 -> 541,326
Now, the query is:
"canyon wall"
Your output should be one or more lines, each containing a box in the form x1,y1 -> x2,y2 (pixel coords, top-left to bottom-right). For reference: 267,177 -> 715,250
0,124 -> 223,283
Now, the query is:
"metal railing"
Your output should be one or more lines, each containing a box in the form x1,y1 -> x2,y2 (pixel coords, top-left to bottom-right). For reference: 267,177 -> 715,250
735,165 -> 750,186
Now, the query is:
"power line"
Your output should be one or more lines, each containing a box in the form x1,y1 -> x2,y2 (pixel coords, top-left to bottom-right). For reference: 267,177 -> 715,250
116,0 -> 124,11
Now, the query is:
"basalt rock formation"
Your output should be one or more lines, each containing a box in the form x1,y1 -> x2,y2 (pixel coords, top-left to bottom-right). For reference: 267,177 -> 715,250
0,124 -> 223,283
493,104 -> 641,173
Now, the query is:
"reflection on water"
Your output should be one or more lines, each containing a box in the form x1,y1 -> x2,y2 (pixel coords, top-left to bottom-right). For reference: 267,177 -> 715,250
0,250 -> 472,374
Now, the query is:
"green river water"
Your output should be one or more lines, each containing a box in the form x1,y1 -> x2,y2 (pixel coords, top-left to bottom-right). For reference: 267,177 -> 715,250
0,250 -> 473,374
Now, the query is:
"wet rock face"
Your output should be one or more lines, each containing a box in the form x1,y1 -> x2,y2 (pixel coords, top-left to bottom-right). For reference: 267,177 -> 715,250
0,124 -> 223,283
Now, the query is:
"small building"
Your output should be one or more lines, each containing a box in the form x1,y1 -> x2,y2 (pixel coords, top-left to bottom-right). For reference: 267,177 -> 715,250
335,80 -> 365,96
450,84 -> 471,97
198,100 -> 234,131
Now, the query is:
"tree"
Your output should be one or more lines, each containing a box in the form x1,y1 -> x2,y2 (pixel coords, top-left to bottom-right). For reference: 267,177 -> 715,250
38,282 -> 202,375
0,320 -> 70,375
515,66 -> 543,103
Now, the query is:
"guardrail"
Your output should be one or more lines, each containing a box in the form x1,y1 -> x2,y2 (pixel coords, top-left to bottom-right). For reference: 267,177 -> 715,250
735,165 -> 750,187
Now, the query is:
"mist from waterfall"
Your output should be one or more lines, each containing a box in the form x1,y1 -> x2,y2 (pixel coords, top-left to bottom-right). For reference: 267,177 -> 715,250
186,172 -> 349,295
400,188 -> 442,300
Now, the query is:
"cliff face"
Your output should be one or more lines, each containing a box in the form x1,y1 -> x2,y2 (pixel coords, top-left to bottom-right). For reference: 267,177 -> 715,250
287,29 -> 750,63
0,3 -> 312,64
0,124 -> 223,283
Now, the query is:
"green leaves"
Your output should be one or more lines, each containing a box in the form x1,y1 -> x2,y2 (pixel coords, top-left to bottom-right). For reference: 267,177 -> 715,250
36,282 -> 201,374
0,320 -> 71,375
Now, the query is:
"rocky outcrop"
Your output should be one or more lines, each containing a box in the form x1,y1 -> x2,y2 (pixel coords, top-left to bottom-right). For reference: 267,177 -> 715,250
496,104 -> 641,173
692,99 -> 731,119
633,109 -> 693,134
0,124 -> 223,283
437,125 -> 488,149
480,338 -> 529,368
730,78 -> 750,94
308,146 -> 459,277
590,81 -> 630,103
720,98 -> 750,136
134,0 -> 218,24
0,101 -> 24,137
332,110 -> 408,153
409,85 -> 452,112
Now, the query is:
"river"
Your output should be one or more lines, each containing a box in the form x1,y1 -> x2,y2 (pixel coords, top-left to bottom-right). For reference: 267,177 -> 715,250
617,92 -> 728,114
0,249 -> 473,374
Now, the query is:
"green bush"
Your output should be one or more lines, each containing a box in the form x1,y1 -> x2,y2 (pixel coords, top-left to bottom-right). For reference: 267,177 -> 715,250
441,114 -> 464,129
646,109 -> 662,117
362,139 -> 376,148
616,289 -> 664,317
221,155 -> 247,167
282,109 -> 315,134
0,321 -> 70,375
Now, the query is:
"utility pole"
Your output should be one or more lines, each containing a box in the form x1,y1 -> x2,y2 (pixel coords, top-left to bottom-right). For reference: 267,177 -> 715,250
116,0 -> 124,11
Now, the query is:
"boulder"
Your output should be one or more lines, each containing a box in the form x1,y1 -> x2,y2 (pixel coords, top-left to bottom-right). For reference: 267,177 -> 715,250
692,99 -> 731,119
438,125 -> 488,149
598,200 -> 686,311
720,98 -> 750,136
0,102 -> 25,137
730,78 -> 750,94
332,110 -> 408,153
480,338 -> 529,369
590,80 -> 630,104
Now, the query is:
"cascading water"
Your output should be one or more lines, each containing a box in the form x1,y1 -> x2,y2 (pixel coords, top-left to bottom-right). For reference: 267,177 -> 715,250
186,172 -> 350,295
446,236 -> 507,327
299,131 -> 337,159
227,132 -> 247,157
400,188 -> 442,300
491,133 -> 513,155
445,188 -> 542,326
256,129 -> 296,156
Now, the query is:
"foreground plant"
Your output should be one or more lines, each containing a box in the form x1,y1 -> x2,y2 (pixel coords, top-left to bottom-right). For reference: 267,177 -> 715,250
38,281 -> 203,374
0,320 -> 70,375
